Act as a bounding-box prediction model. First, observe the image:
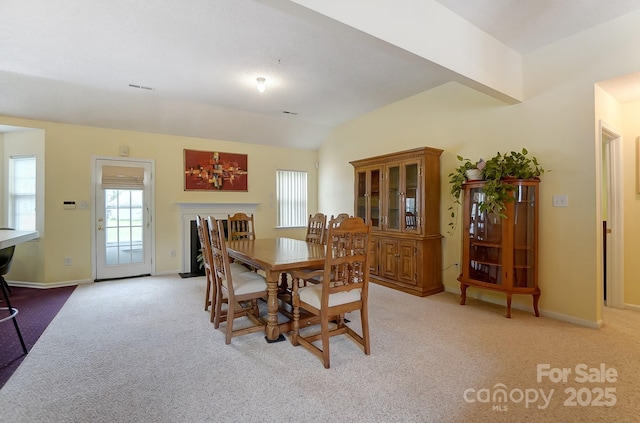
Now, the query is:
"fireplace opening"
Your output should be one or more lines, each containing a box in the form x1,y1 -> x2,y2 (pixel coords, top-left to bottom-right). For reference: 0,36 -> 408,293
179,219 -> 228,278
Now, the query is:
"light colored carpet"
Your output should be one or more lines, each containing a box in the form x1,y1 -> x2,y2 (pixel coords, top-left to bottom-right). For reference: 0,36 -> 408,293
0,274 -> 637,422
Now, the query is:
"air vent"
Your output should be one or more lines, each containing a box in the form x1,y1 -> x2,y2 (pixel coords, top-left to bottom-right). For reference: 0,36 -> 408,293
128,84 -> 154,91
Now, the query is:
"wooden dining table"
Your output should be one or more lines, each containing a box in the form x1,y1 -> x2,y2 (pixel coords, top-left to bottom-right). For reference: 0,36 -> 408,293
226,237 -> 325,342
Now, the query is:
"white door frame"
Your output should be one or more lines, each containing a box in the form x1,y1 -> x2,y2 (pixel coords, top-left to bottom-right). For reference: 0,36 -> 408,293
599,120 -> 624,309
91,156 -> 156,280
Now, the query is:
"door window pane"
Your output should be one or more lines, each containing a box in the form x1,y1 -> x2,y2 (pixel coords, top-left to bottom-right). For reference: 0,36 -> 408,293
104,189 -> 144,266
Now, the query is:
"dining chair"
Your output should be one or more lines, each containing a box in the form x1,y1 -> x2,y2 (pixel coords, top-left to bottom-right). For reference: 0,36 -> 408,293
305,213 -> 327,244
195,215 -> 216,312
196,216 -> 251,322
291,213 -> 353,289
291,217 -> 372,368
227,212 -> 255,241
286,213 -> 328,293
202,216 -> 252,323
209,216 -> 268,344
323,213 -> 350,245
0,228 -> 28,355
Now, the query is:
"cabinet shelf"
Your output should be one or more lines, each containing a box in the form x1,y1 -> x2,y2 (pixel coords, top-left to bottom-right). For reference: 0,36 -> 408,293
459,180 -> 540,318
471,259 -> 501,267
469,240 -> 502,248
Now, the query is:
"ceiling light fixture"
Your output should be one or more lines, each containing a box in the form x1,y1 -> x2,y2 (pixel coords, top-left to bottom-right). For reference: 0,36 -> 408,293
256,77 -> 266,93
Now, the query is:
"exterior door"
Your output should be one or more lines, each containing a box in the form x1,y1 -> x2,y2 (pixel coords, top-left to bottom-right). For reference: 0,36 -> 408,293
94,158 -> 153,281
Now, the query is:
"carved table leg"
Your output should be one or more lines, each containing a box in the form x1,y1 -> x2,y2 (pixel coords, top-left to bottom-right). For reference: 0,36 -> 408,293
265,270 -> 285,343
291,286 -> 300,346
278,272 -> 289,294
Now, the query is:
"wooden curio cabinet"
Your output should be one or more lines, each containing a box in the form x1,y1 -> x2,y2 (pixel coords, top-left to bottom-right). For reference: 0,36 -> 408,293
458,179 -> 541,318
351,147 -> 443,296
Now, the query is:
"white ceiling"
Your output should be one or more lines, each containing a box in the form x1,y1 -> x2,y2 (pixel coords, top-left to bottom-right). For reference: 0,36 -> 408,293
1,0 -> 640,149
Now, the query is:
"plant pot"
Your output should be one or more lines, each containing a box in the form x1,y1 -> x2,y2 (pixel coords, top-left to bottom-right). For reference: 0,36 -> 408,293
465,168 -> 482,181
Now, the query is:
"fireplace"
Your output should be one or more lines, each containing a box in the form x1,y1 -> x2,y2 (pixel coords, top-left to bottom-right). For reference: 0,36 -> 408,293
177,203 -> 259,274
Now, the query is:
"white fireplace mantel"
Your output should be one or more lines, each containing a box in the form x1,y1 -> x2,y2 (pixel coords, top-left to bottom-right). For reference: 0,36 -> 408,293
178,202 -> 259,272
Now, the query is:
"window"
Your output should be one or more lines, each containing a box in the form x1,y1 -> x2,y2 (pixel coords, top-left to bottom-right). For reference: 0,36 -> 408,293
276,170 -> 307,228
9,156 -> 36,231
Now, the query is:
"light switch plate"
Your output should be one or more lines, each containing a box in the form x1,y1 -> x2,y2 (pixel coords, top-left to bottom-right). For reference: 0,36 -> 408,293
552,195 -> 568,207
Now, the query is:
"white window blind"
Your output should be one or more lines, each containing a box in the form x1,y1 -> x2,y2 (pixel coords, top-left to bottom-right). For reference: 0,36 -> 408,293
9,155 -> 37,231
101,165 -> 145,189
276,170 -> 307,228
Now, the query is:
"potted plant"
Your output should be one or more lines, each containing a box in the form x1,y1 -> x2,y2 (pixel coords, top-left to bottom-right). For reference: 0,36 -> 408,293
448,148 -> 545,233
447,156 -> 484,234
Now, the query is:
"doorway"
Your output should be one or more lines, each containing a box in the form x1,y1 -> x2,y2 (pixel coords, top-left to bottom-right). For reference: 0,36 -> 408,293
93,158 -> 154,281
600,121 -> 624,309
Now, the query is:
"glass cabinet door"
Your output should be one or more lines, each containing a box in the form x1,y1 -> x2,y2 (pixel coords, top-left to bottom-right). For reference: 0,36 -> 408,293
467,186 -> 503,286
513,184 -> 536,288
356,167 -> 382,230
387,165 -> 400,230
356,170 -> 367,222
404,162 -> 419,232
370,168 -> 381,229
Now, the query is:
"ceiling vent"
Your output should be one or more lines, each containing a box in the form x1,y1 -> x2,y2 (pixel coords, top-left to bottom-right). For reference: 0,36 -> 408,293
128,84 -> 154,91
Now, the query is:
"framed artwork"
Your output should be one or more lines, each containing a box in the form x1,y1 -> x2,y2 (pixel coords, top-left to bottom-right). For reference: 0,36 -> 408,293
184,149 -> 248,191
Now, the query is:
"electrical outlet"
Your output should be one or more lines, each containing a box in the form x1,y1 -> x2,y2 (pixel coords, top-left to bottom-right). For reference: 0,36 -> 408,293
64,257 -> 72,266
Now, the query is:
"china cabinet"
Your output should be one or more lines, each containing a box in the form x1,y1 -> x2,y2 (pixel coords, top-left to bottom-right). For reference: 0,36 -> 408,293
458,179 -> 540,317
351,147 -> 443,296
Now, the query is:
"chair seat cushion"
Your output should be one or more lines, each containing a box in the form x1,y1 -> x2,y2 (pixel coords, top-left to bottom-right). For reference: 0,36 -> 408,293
222,271 -> 267,295
230,262 -> 251,274
299,284 -> 361,309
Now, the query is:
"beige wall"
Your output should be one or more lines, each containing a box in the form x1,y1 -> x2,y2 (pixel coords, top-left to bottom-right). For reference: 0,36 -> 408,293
0,116 -> 317,285
319,10 -> 640,326
622,101 -> 640,306
1,129 -> 46,282
319,81 -> 600,324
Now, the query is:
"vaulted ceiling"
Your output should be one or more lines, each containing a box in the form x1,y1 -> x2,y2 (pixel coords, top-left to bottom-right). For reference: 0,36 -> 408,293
2,0 -> 640,148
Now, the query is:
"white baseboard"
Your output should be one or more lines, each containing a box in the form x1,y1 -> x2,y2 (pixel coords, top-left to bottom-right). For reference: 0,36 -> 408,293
624,303 -> 640,312
6,270 -> 183,289
154,270 -> 181,276
443,285 -> 602,328
6,279 -> 92,289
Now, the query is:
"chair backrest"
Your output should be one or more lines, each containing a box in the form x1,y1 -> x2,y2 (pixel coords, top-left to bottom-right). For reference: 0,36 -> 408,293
305,213 -> 327,244
227,213 -> 255,241
324,213 -> 351,245
330,213 -> 350,226
195,215 -> 214,277
0,228 -> 16,275
208,216 -> 234,294
322,217 -> 372,303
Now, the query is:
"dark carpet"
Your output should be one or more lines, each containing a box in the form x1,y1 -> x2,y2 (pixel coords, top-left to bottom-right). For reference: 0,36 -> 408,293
0,285 -> 76,389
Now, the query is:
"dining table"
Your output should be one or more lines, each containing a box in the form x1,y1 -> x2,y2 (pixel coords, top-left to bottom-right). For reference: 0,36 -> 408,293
225,237 -> 325,342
